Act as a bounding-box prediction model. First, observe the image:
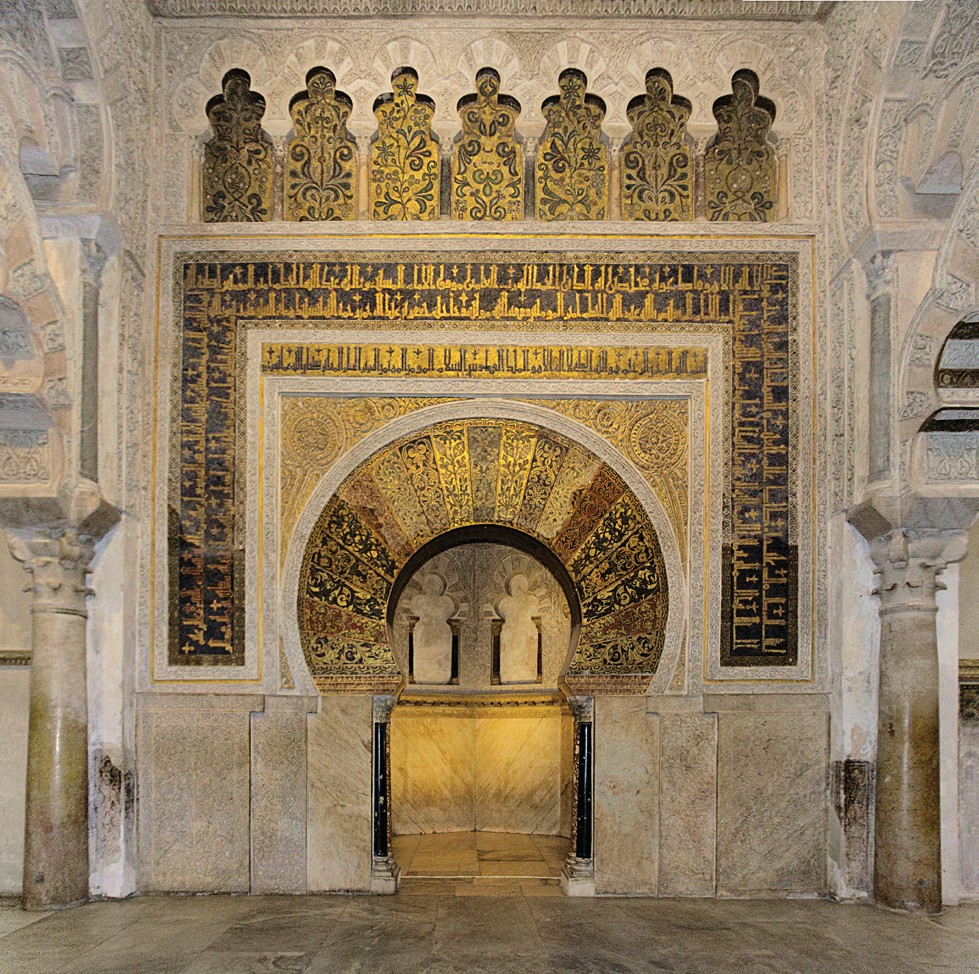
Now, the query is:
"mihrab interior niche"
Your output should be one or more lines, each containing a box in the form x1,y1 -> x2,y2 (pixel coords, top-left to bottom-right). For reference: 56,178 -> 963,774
387,540 -> 578,873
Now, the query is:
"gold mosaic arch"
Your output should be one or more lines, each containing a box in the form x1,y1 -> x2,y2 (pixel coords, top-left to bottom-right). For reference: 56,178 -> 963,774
298,417 -> 669,694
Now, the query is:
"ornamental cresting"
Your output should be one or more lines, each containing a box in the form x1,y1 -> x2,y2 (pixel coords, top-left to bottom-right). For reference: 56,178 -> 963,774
202,66 -> 778,223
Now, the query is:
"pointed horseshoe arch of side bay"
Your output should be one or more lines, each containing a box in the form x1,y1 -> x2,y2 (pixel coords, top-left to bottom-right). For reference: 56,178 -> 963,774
283,400 -> 685,697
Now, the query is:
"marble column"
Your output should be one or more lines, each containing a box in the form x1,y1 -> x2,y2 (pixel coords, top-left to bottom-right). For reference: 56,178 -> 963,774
562,694 -> 595,896
9,530 -> 95,910
870,528 -> 966,913
370,694 -> 399,894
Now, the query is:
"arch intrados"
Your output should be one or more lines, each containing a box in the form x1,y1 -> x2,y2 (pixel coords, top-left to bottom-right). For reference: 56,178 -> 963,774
282,397 -> 686,696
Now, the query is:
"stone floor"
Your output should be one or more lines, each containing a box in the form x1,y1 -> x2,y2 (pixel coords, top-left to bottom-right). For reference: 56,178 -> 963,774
0,893 -> 976,974
392,830 -> 569,898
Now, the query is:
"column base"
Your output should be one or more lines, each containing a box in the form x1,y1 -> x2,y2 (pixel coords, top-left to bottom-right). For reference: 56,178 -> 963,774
561,855 -> 595,896
370,855 -> 400,894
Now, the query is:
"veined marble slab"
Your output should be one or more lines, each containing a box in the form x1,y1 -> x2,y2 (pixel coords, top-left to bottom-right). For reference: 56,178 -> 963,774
658,713 -> 717,896
307,696 -> 372,892
716,712 -> 828,895
595,697 -> 659,894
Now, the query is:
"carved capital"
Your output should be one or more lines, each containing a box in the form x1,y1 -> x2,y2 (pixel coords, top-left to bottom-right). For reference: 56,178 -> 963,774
567,694 -> 594,722
869,528 -> 967,614
81,240 -> 107,288
864,250 -> 894,303
7,528 -> 96,616
373,693 -> 396,723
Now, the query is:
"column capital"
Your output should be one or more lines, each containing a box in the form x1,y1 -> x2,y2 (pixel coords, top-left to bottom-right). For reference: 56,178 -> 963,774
372,693 -> 396,723
863,250 -> 894,302
869,528 -> 968,614
567,694 -> 594,722
7,528 -> 95,616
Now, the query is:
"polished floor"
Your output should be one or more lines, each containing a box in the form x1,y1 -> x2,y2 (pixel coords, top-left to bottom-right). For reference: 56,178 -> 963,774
393,831 -> 569,894
0,893 -> 976,974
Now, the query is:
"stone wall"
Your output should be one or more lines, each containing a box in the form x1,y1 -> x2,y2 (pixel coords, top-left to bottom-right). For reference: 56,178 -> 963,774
0,544 -> 31,894
595,694 -> 829,897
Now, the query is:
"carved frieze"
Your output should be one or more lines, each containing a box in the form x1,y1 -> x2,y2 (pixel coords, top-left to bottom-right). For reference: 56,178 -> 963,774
535,69 -> 609,221
621,69 -> 692,221
202,69 -> 274,223
285,67 -> 357,222
369,67 -> 440,221
452,68 -> 523,221
705,70 -> 776,222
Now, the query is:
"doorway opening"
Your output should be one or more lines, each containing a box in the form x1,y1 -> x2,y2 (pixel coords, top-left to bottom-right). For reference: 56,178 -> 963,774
388,533 -> 577,890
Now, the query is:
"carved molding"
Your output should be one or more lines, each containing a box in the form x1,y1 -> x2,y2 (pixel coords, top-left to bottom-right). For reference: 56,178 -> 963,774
0,648 -> 31,666
147,0 -> 831,18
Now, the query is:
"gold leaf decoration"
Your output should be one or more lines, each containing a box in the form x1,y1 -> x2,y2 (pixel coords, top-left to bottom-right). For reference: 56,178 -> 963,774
202,69 -> 274,223
535,69 -> 609,221
298,418 -> 671,686
705,69 -> 777,222
369,67 -> 440,221
452,67 -> 523,221
285,67 -> 357,221
621,69 -> 693,221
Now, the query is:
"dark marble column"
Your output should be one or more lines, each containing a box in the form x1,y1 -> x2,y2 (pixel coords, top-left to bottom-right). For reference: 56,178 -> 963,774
9,530 -> 95,910
562,694 -> 595,895
870,529 -> 966,913
370,694 -> 399,894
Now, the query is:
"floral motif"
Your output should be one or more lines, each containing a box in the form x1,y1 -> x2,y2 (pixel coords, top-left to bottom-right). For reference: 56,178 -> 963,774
705,69 -> 777,222
621,69 -> 693,221
369,67 -> 440,221
202,69 -> 273,222
452,68 -> 523,221
285,67 -> 357,221
535,69 -> 609,221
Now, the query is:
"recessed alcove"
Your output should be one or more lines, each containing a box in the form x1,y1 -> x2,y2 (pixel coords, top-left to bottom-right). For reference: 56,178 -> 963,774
389,541 -> 575,879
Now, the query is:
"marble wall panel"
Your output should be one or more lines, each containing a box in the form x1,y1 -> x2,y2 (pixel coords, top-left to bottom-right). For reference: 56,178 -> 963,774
716,711 -> 828,896
136,696 -> 256,892
391,710 -> 475,834
391,706 -> 569,836
595,697 -> 659,894
0,669 -> 29,894
307,695 -> 373,892
960,723 -> 979,897
658,713 -> 717,896
560,711 -> 575,837
251,698 -> 314,893
474,713 -> 565,835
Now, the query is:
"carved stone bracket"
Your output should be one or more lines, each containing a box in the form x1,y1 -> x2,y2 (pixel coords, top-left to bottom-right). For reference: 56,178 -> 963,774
869,528 -> 968,615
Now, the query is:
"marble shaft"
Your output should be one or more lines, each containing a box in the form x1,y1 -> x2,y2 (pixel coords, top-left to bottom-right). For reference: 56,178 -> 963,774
870,529 -> 966,914
22,559 -> 91,910
874,601 -> 941,913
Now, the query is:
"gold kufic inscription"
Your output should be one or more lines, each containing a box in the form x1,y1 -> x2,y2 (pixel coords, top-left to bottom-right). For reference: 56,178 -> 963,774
262,343 -> 708,379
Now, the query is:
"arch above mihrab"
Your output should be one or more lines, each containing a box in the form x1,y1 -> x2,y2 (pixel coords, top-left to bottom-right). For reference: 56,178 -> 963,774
298,416 -> 671,695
